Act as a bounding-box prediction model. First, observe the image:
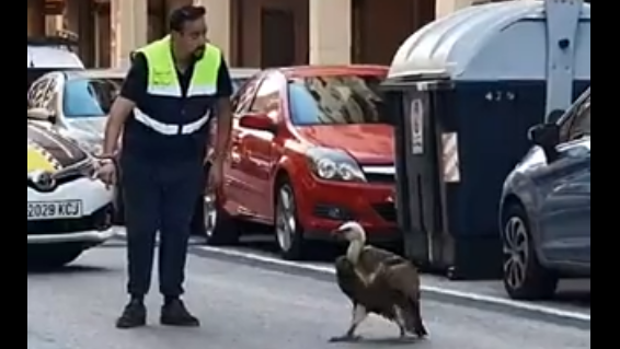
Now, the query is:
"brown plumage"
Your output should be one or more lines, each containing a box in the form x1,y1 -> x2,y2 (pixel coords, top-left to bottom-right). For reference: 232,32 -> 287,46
330,221 -> 428,343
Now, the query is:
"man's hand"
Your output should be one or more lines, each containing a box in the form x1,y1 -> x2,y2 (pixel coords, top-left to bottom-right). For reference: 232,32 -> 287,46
103,96 -> 134,157
208,160 -> 224,190
94,159 -> 117,189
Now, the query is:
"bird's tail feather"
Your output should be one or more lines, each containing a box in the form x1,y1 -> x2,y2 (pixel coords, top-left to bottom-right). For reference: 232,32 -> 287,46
404,298 -> 427,337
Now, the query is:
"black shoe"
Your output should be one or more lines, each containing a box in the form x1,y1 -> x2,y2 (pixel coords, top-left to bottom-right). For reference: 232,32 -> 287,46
160,298 -> 200,327
116,299 -> 147,329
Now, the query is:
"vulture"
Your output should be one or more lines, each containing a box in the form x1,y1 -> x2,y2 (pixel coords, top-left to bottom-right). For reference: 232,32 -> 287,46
329,221 -> 428,343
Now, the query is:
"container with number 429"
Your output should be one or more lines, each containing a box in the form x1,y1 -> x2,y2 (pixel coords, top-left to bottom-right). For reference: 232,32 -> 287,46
27,117 -> 115,269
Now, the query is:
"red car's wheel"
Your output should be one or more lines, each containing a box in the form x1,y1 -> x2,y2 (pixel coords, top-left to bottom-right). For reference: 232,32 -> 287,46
203,166 -> 240,246
275,180 -> 310,260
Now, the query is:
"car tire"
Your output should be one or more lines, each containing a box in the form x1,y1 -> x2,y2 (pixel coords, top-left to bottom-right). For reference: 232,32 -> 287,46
274,179 -> 310,261
502,203 -> 559,300
27,245 -> 83,270
203,166 -> 240,246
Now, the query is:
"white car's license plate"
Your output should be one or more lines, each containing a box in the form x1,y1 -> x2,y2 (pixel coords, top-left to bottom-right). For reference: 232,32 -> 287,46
27,200 -> 83,220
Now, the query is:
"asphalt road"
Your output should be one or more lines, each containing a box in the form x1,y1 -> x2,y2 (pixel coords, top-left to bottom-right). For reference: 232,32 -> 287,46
28,244 -> 590,349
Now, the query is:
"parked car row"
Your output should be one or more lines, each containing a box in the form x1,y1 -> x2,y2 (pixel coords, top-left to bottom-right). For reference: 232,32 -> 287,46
27,39 -> 589,302
27,59 -> 401,261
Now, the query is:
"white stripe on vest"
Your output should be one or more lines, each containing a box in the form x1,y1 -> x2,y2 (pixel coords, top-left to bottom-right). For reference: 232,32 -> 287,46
133,108 -> 210,136
147,84 -> 217,97
187,84 -> 217,97
147,85 -> 182,97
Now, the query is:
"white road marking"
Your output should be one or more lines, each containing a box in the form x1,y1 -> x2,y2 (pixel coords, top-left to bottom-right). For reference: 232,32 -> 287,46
114,229 -> 590,323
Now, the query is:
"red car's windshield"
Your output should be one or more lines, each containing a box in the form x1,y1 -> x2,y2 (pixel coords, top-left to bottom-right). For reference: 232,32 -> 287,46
287,75 -> 387,126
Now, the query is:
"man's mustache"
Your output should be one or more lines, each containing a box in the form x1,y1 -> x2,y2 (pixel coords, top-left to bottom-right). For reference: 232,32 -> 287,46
193,46 -> 205,59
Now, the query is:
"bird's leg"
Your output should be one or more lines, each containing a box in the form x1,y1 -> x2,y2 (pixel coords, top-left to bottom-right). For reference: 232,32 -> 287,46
410,300 -> 429,339
393,306 -> 414,341
329,304 -> 367,343
399,325 -> 406,338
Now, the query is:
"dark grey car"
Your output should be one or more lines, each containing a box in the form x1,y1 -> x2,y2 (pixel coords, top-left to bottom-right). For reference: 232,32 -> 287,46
498,87 -> 590,300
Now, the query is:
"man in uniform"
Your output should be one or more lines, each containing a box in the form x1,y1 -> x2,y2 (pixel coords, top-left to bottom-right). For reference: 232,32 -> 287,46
96,5 -> 233,329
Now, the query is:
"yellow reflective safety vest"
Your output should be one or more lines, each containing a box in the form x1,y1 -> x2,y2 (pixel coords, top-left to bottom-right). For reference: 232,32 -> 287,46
124,35 -> 222,162
137,35 -> 221,99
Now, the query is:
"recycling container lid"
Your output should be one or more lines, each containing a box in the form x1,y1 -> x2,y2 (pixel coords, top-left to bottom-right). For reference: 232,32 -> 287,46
386,1 -> 590,83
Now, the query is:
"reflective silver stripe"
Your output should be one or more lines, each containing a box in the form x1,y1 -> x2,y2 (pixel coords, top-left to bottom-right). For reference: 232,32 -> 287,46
361,166 -> 395,175
133,109 -> 178,134
146,84 -> 216,97
187,84 -> 217,97
442,132 -> 460,183
147,85 -> 182,97
133,108 -> 209,136
182,111 -> 211,133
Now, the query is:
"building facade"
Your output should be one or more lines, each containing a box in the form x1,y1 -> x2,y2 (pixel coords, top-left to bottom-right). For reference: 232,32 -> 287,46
28,0 -> 577,69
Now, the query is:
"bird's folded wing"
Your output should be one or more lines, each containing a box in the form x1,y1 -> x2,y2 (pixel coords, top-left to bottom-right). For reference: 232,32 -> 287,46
381,262 -> 421,299
360,246 -> 403,268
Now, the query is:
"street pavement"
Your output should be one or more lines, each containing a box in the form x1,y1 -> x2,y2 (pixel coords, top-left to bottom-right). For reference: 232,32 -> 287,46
195,236 -> 591,319
28,242 -> 590,349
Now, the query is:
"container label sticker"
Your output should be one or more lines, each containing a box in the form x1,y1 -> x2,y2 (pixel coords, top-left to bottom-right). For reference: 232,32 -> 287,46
410,98 -> 424,154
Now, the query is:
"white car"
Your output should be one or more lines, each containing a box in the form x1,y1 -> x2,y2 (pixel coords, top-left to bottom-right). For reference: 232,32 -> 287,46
27,117 -> 116,268
27,66 -> 261,227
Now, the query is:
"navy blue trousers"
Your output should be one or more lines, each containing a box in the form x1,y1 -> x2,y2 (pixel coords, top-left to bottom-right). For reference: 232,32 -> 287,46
189,168 -> 207,236
120,155 -> 203,297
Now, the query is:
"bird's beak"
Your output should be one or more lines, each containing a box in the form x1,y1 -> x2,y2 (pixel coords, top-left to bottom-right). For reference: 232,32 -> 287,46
330,228 -> 344,240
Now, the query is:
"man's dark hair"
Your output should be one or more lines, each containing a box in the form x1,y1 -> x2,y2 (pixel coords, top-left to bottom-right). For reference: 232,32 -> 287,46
169,5 -> 206,32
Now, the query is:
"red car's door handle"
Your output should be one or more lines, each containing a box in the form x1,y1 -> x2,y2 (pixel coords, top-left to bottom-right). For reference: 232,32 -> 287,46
230,143 -> 242,166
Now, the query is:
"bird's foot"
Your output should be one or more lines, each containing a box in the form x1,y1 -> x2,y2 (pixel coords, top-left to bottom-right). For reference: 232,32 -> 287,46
397,328 -> 428,342
396,334 -> 417,343
415,327 -> 429,339
328,334 -> 363,343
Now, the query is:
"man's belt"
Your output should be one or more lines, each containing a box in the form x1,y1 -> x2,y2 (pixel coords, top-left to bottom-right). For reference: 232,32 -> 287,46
133,108 -> 210,136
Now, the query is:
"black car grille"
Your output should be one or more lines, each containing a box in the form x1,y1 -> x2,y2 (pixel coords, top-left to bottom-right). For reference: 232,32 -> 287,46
372,203 -> 397,223
27,173 -> 83,191
313,204 -> 355,221
28,204 -> 113,235
364,173 -> 395,184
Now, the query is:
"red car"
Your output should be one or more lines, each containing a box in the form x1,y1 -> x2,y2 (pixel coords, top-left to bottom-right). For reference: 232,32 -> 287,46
204,65 -> 399,260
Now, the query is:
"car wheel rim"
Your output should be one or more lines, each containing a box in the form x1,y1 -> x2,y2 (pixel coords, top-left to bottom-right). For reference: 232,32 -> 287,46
276,187 -> 295,252
503,216 -> 529,290
203,191 -> 217,238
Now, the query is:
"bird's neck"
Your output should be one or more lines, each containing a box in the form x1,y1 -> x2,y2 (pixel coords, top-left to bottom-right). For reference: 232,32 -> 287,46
346,239 -> 365,264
